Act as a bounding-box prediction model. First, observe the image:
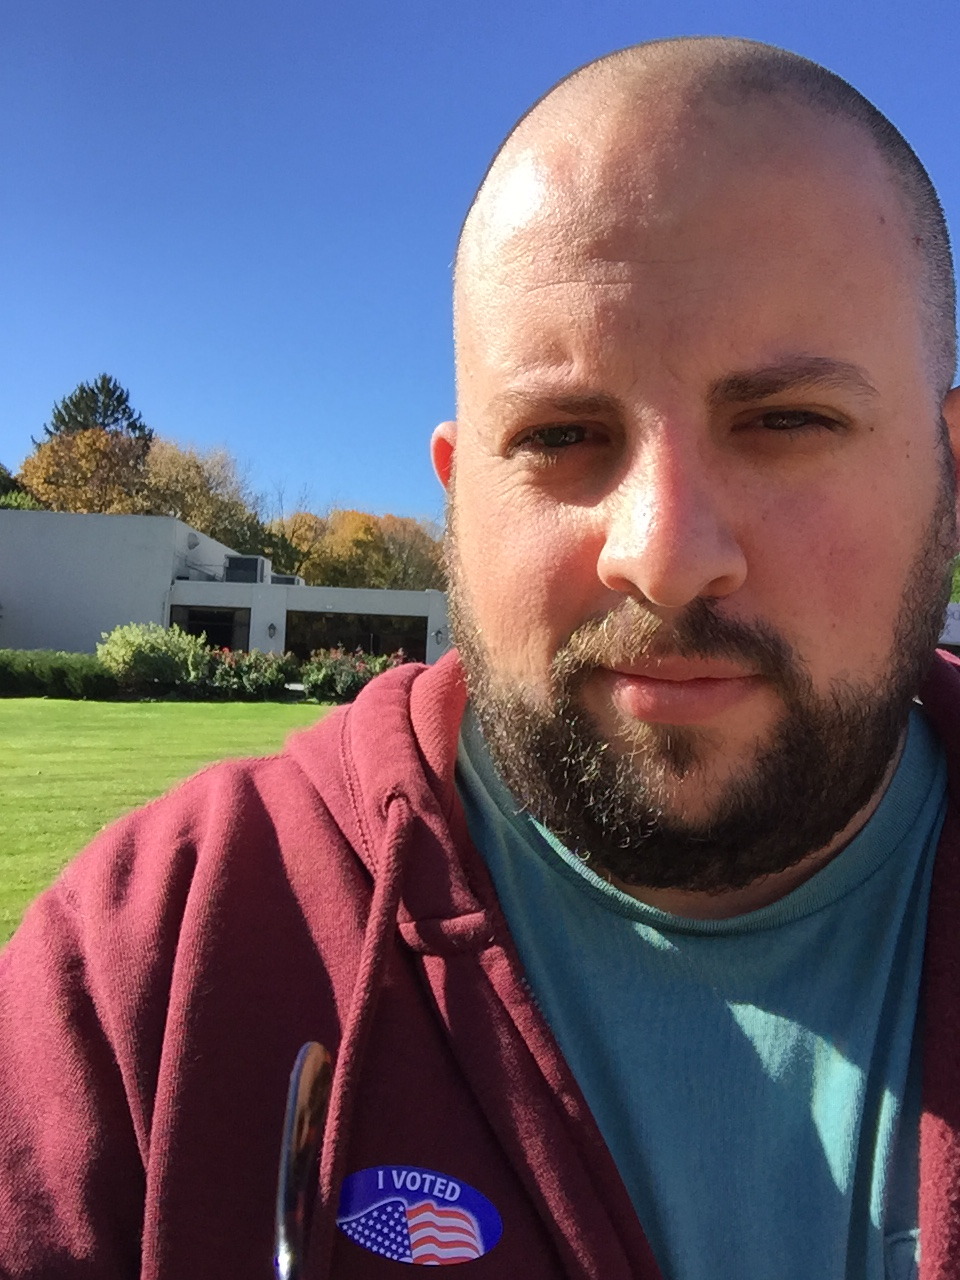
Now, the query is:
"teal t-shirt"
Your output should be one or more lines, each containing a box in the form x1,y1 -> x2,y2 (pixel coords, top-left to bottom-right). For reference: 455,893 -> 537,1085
457,706 -> 947,1280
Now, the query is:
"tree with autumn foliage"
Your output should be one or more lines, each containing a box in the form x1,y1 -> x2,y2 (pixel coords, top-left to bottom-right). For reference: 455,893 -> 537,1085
15,375 -> 445,587
17,376 -> 264,543
267,510 -> 330,579
378,514 -> 443,589
19,427 -> 150,513
137,439 -> 268,553
267,508 -> 443,589
19,376 -> 153,512
319,509 -> 390,587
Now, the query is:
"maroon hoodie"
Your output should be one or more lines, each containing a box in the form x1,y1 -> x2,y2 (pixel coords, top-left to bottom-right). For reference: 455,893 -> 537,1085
2,650 -> 960,1279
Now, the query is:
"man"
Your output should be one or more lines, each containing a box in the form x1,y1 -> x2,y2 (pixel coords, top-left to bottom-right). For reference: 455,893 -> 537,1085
1,36 -> 958,1280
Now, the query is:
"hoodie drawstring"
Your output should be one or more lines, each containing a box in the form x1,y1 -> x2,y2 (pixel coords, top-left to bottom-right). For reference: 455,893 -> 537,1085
306,792 -> 415,1277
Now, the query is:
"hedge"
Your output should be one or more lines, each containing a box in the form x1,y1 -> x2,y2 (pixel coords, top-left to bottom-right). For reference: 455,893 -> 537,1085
97,622 -> 211,695
0,649 -> 120,700
0,628 -> 411,701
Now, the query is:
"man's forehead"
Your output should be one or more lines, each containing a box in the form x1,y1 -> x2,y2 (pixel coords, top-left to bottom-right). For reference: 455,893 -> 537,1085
450,109 -> 932,429
454,121 -> 912,384
458,95 -> 892,293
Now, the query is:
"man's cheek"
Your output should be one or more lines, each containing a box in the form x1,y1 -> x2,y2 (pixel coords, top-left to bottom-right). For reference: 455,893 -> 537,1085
775,521 -> 907,670
472,541 -> 601,681
472,567 -> 580,678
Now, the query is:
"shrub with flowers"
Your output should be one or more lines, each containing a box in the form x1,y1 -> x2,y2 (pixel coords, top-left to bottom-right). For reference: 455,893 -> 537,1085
301,648 -> 408,704
207,648 -> 300,700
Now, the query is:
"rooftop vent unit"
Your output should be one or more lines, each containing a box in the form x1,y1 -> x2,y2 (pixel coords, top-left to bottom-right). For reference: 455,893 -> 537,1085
224,555 -> 266,584
271,573 -> 305,586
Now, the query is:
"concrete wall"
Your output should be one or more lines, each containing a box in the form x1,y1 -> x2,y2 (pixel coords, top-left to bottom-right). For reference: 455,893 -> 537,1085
0,511 -> 234,653
171,522 -> 241,582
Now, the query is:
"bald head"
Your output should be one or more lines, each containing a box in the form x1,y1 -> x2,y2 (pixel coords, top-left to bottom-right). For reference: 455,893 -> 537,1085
455,38 -> 956,398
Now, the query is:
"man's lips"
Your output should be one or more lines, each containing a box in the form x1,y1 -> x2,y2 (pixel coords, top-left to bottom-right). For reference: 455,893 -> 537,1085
610,657 -> 758,681
595,660 -> 764,725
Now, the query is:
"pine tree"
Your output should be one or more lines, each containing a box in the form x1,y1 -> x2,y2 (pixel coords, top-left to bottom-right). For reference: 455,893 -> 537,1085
41,374 -> 153,443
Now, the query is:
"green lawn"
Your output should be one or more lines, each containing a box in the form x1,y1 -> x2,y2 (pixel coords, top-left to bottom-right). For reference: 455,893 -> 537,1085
0,699 -> 330,944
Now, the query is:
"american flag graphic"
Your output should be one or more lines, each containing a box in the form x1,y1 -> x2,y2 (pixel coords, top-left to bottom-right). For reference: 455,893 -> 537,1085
338,1196 -> 483,1265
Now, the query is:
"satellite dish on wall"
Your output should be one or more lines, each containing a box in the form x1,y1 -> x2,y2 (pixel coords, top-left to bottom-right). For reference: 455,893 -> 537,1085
187,533 -> 200,550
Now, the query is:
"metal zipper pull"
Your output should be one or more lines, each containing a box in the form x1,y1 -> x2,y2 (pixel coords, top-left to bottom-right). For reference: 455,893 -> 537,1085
274,1042 -> 333,1280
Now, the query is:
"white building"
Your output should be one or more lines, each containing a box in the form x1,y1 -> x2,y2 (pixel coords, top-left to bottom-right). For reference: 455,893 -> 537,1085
0,510 -> 450,662
941,603 -> 960,647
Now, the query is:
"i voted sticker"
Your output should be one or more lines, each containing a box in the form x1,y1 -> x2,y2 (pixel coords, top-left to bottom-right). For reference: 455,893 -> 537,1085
337,1164 -> 503,1265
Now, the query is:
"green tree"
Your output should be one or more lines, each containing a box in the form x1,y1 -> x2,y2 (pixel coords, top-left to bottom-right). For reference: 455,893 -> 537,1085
0,463 -> 42,505
41,374 -> 153,443
0,489 -> 45,510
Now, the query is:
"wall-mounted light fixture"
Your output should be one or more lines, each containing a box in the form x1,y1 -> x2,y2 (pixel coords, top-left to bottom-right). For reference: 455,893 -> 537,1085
267,623 -> 277,639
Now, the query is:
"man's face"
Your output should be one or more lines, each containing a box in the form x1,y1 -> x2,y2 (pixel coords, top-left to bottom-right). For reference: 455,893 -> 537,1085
436,104 -> 959,890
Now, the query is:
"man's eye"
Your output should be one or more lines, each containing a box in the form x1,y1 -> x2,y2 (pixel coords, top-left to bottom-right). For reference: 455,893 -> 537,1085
754,410 -> 838,433
523,424 -> 590,449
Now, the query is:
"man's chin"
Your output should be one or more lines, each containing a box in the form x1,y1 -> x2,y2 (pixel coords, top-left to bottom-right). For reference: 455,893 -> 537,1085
574,693 -> 751,793
593,747 -> 761,833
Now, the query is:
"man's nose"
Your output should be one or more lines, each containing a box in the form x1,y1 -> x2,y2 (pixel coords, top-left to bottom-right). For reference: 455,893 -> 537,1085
595,434 -> 748,609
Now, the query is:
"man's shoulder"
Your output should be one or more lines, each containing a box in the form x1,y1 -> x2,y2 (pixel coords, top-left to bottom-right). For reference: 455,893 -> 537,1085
284,649 -> 469,830
97,649 -> 466,853
9,652 -> 470,961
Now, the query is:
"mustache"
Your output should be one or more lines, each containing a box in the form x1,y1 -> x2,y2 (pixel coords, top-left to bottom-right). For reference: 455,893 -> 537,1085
551,597 -> 809,699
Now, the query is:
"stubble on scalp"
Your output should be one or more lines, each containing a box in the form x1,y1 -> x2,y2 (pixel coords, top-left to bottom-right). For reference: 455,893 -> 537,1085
455,37 -> 956,400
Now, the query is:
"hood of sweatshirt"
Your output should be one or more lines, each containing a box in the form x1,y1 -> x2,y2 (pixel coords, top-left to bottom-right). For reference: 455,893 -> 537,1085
284,650 -> 493,936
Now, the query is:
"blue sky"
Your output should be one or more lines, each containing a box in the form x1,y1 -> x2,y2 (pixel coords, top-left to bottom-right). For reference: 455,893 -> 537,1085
2,0 -> 957,522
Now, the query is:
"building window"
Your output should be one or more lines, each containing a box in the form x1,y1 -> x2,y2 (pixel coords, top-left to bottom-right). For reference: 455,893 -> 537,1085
169,606 -> 251,651
284,611 -> 427,662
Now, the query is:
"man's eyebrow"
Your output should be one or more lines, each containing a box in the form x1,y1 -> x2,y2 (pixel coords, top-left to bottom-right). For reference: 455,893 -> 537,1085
709,357 -> 880,408
485,389 -> 624,419
484,360 -> 878,421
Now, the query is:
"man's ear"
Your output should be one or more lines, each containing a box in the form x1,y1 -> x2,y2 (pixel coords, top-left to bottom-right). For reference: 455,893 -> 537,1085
431,420 -> 457,490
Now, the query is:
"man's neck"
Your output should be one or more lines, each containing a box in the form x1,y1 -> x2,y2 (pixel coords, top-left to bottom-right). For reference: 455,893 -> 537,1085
609,731 -> 908,921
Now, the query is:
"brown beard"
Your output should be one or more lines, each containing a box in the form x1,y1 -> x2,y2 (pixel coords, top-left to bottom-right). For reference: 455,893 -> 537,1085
446,454 -> 956,895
